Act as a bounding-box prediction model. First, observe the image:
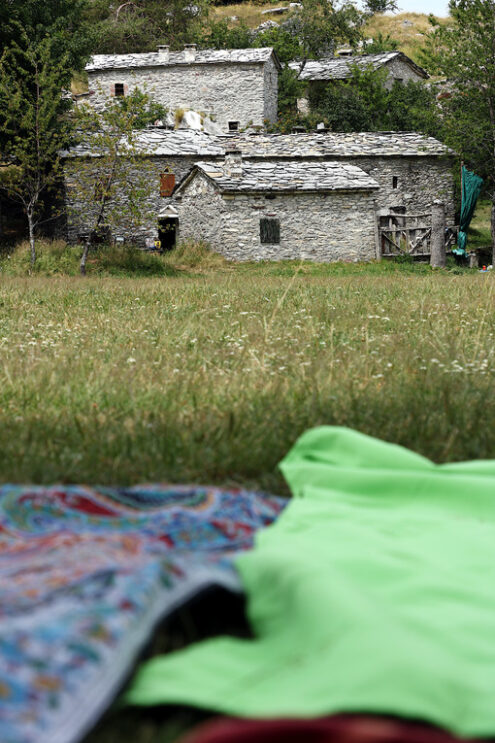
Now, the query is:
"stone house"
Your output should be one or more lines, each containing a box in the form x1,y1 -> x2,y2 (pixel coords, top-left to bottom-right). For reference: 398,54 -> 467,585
289,52 -> 428,113
216,131 -> 455,223
85,46 -> 280,131
62,129 -> 454,258
173,151 -> 380,261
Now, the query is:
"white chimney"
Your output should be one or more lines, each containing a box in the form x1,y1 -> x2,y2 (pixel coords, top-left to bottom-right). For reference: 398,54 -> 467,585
224,149 -> 243,178
158,45 -> 170,62
184,43 -> 197,62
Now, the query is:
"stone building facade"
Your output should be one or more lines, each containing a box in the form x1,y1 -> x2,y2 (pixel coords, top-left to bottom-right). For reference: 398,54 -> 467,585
217,131 -> 455,223
62,129 -> 455,259
173,153 -> 380,261
85,47 -> 280,131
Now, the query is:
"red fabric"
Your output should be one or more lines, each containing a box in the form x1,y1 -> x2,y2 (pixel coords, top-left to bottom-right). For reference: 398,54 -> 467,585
178,716 -> 478,743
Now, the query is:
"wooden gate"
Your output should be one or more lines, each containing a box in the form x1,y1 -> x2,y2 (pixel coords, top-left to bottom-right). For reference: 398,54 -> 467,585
379,211 -> 432,257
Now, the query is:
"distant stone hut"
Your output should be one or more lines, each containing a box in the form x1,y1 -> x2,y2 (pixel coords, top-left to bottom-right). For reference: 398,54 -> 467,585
85,46 -> 280,131
289,52 -> 429,113
62,129 -> 454,259
173,151 -> 380,261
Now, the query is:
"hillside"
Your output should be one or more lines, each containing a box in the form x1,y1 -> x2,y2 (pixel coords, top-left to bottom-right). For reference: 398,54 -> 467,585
211,6 -> 449,64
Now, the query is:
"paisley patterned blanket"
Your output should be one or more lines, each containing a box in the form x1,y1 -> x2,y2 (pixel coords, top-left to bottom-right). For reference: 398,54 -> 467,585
0,484 -> 285,743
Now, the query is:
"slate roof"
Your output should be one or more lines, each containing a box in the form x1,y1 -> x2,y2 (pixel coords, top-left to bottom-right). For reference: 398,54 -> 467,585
214,131 -> 452,158
289,52 -> 428,81
62,130 -> 453,160
61,130 -> 225,159
86,47 -> 278,72
180,160 -> 379,193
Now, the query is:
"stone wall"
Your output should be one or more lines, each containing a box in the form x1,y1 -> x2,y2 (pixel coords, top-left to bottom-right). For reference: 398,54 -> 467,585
63,155 -> 199,245
263,57 -> 279,123
176,176 -> 379,262
63,150 -> 454,249
87,62 -> 276,130
340,156 -> 455,222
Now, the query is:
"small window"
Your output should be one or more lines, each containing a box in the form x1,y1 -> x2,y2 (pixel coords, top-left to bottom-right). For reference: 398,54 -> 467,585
395,77 -> 403,84
160,173 -> 176,197
114,83 -> 125,97
228,121 -> 239,132
392,176 -> 399,189
260,217 -> 280,244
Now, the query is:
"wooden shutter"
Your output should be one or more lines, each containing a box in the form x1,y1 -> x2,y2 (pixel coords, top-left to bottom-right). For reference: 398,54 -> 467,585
260,218 -> 280,244
160,173 -> 176,197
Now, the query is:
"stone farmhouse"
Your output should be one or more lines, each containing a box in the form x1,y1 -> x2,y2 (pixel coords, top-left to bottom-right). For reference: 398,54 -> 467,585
174,151 -> 380,261
85,46 -> 280,131
289,52 -> 429,114
62,128 -> 454,261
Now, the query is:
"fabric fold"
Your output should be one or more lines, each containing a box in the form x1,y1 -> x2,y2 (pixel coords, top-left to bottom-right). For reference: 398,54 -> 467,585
127,427 -> 495,738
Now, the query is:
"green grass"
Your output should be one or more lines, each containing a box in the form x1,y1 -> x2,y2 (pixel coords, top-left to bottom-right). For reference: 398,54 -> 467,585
1,240 -> 494,494
3,240 -> 495,742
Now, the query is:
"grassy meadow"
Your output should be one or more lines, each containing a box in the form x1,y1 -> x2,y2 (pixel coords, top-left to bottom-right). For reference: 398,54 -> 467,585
1,241 -> 495,495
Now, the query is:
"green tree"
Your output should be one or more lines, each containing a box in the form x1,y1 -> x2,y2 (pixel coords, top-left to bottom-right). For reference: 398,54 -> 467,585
87,0 -> 209,54
422,0 -> 495,260
0,35 -> 73,266
309,66 -> 439,135
362,32 -> 399,54
0,0 -> 91,77
67,90 -> 166,274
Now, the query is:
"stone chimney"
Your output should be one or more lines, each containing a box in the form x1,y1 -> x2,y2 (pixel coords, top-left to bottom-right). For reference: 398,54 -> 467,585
184,43 -> 197,62
224,149 -> 243,178
158,45 -> 170,62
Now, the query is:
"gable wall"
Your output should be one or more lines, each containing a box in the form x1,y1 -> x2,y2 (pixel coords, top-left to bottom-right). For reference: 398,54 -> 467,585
383,57 -> 426,88
87,62 -> 275,130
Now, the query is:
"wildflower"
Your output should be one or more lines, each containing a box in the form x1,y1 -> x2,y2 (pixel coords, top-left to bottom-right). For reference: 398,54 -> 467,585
127,357 -> 136,364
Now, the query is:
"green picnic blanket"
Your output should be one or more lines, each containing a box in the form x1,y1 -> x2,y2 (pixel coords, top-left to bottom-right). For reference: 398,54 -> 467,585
126,427 -> 495,737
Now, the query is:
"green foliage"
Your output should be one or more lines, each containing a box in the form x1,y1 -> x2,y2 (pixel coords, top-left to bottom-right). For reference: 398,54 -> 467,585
0,0 -> 91,76
69,91 -> 166,273
421,0 -> 495,257
308,66 -> 440,134
112,89 -> 168,129
362,32 -> 399,53
198,19 -> 253,49
86,0 -> 210,54
0,33 -> 74,264
253,27 -> 302,63
277,67 -> 306,116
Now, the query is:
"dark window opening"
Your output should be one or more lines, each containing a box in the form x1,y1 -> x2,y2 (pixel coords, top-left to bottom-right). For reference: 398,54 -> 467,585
260,217 -> 280,244
265,194 -> 276,200
158,217 -> 178,251
392,176 -> 399,189
160,172 -> 176,197
114,83 -> 125,97
395,77 -> 403,84
228,121 -> 239,131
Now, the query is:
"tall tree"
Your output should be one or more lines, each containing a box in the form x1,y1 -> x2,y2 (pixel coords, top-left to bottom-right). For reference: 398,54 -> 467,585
0,35 -> 73,265
422,0 -> 495,261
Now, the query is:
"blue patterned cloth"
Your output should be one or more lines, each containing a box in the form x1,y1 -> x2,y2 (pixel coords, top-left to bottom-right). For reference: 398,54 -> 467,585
0,484 -> 285,743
